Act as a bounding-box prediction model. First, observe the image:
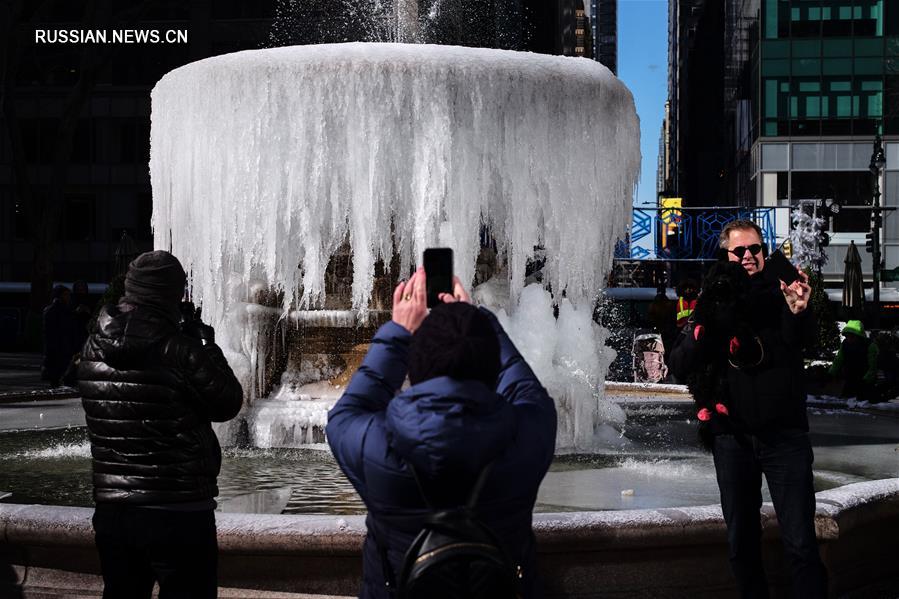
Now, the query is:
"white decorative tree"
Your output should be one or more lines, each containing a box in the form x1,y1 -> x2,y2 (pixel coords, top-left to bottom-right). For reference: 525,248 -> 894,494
789,207 -> 828,270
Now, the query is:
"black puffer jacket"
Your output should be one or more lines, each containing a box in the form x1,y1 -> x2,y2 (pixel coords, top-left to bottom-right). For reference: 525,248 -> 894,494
669,272 -> 815,433
78,302 -> 243,505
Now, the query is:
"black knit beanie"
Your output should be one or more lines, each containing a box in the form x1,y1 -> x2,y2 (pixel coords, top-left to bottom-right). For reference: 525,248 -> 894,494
408,303 -> 501,388
123,250 -> 186,324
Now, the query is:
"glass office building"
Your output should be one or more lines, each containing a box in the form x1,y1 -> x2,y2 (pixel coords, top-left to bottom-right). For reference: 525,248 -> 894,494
747,0 -> 899,283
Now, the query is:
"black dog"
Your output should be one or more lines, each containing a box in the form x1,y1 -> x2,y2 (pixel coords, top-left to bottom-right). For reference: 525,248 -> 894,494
685,261 -> 764,449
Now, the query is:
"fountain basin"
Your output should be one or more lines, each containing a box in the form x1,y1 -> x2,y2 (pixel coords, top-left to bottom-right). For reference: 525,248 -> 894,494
1,480 -> 897,598
3,399 -> 896,513
3,389 -> 897,595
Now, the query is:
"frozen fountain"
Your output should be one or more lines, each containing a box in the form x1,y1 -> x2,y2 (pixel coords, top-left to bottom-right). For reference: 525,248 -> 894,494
149,42 -> 640,451
4,11 -> 899,599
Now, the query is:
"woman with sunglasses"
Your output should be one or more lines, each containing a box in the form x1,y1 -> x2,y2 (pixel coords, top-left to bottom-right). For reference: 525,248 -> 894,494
669,219 -> 826,599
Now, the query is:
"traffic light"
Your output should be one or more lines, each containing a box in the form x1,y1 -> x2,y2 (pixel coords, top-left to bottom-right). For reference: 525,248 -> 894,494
865,232 -> 876,254
872,214 -> 883,228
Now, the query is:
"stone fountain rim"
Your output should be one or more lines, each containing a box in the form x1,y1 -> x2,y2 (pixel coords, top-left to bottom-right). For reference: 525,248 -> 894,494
1,479 -> 896,552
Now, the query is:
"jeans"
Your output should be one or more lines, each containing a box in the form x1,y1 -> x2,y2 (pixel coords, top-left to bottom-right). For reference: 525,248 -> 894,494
712,431 -> 828,599
92,504 -> 218,599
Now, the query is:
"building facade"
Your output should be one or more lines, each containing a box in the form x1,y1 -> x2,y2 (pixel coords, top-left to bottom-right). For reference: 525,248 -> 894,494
591,0 -> 618,74
669,0 -> 898,286
665,0 -> 727,206
742,0 -> 898,283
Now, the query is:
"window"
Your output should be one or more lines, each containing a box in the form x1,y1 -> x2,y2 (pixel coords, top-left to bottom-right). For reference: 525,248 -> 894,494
791,171 -> 873,233
63,194 -> 95,242
763,58 -> 790,76
855,38 -> 884,57
792,143 -> 872,171
764,0 -> 779,38
763,77 -> 791,135
762,143 -> 789,170
764,40 -> 790,58
792,39 -> 821,57
823,39 -> 852,57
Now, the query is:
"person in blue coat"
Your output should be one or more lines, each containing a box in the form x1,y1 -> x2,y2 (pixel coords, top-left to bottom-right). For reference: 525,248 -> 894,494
327,267 -> 557,599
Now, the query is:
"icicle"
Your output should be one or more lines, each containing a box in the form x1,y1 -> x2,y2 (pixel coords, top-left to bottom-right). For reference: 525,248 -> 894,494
151,43 -> 640,325
150,43 -> 641,451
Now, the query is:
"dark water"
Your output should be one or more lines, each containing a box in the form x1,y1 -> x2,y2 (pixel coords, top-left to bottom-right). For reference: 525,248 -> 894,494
0,407 -> 896,513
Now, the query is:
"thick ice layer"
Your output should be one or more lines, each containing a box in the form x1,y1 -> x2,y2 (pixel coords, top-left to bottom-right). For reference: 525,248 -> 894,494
150,43 -> 640,321
476,281 -> 624,450
150,43 -> 640,451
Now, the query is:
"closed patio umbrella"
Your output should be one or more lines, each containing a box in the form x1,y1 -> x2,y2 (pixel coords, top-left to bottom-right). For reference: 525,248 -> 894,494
842,240 -> 865,319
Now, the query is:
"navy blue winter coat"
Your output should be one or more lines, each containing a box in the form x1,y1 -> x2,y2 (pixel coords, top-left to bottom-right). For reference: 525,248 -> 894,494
326,307 -> 557,599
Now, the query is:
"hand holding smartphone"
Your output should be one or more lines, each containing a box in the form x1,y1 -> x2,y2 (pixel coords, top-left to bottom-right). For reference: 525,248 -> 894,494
765,249 -> 800,285
423,248 -> 453,308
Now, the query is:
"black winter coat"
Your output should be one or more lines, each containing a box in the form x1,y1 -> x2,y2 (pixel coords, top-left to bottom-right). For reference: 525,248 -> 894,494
669,272 -> 815,434
78,302 -> 243,505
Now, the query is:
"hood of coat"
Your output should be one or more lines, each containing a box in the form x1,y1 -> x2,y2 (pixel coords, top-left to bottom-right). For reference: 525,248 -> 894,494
385,376 -> 516,481
91,302 -> 177,367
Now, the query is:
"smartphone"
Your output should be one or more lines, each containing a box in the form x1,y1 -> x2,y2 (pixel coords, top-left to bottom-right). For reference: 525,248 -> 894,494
424,248 -> 453,308
765,249 -> 800,285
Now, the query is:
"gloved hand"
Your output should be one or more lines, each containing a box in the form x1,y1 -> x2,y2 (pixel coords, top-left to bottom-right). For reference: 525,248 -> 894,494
696,402 -> 729,451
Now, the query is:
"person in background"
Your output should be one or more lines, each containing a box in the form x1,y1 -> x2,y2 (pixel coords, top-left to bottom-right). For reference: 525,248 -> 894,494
326,267 -> 557,598
42,284 -> 73,387
829,320 -> 878,402
78,250 -> 243,599
647,285 -> 677,363
675,278 -> 699,330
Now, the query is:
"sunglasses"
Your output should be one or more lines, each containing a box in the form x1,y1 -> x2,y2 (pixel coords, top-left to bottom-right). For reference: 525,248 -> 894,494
728,244 -> 763,258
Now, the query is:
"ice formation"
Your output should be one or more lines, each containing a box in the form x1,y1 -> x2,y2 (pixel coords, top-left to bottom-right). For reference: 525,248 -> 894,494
151,43 -> 639,317
150,43 -> 641,451
474,280 -> 624,449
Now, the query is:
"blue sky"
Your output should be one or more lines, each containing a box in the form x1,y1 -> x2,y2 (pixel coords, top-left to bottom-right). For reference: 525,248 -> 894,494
615,0 -> 669,207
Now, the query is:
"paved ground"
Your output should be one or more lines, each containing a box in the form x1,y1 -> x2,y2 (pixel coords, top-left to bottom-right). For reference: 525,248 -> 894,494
0,352 -> 78,403
0,397 -> 85,431
0,352 -> 45,391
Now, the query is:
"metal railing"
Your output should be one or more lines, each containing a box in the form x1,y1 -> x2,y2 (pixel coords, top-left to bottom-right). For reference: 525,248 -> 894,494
616,206 -> 780,261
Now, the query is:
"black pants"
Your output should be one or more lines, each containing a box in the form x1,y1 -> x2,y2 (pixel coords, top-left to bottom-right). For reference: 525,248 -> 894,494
92,504 -> 218,599
712,431 -> 828,599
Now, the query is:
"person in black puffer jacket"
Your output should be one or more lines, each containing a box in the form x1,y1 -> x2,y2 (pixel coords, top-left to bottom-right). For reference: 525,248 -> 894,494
78,250 -> 243,599
669,220 -> 827,599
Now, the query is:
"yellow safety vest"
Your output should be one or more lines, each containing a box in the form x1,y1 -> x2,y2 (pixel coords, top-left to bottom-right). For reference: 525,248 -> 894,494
677,297 -> 696,327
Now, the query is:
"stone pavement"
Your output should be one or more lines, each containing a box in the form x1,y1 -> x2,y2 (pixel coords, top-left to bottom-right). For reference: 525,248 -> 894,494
0,397 -> 85,431
0,352 -> 78,403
